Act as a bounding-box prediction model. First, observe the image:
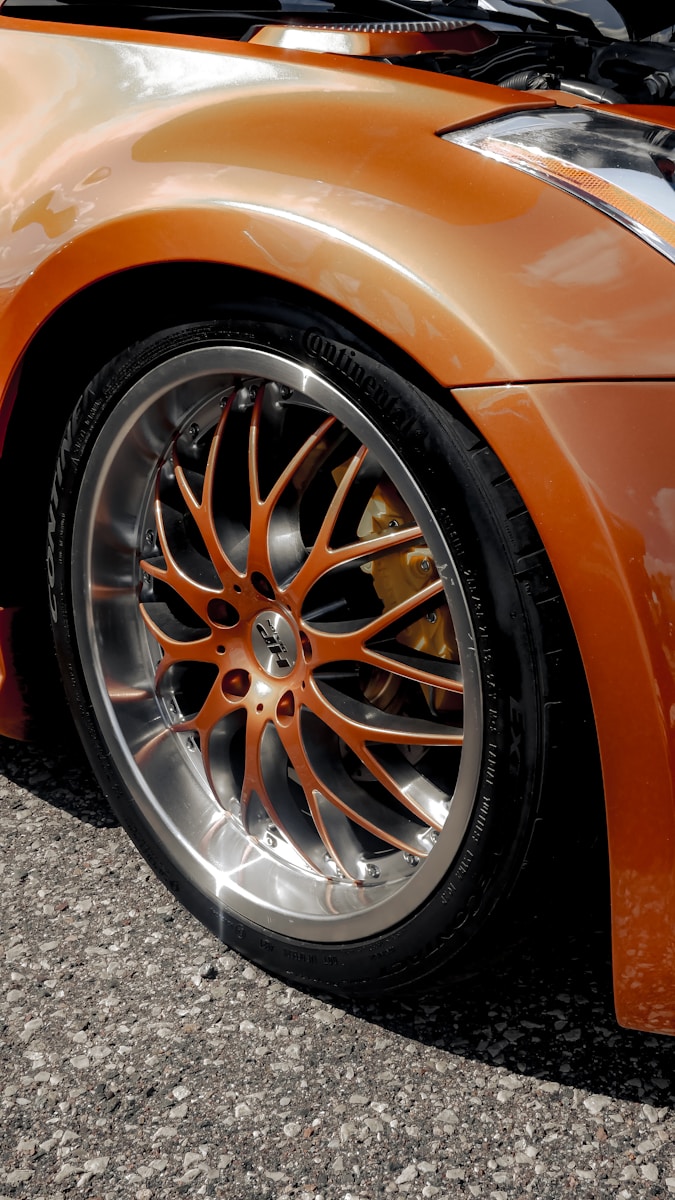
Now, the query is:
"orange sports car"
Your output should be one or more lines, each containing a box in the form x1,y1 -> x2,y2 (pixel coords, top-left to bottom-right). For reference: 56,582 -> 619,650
1,0 -> 674,1035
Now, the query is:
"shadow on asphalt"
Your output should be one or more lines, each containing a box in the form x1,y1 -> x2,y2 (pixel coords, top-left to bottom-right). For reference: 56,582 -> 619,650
335,904 -> 675,1111
2,736 -> 673,1108
0,732 -> 117,828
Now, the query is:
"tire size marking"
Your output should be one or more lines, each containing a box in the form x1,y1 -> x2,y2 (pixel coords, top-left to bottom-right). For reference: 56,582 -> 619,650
47,396 -> 84,622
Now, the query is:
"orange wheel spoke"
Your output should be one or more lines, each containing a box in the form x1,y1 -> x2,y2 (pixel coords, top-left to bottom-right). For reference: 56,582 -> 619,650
285,445 -> 369,598
361,645 -> 463,694
239,708 -> 269,828
308,679 -> 461,748
264,413 -> 338,512
304,681 -> 457,826
245,385 -> 280,583
321,522 -> 423,577
239,715 -> 327,873
274,718 -> 357,877
316,444 -> 369,549
247,399 -> 341,585
292,519 -> 423,598
193,681 -> 241,743
295,707 -> 436,852
138,606 -> 213,685
171,399 -> 244,584
276,718 -> 427,858
306,577 -> 463,695
246,385 -> 266,511
141,497 -> 220,622
311,634 -> 463,696
308,577 -> 443,644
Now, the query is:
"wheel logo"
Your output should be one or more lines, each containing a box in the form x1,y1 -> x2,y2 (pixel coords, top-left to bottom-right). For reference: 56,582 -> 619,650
252,611 -> 297,677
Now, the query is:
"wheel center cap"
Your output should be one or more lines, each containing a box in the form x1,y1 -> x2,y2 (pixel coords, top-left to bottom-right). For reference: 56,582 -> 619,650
252,610 -> 297,678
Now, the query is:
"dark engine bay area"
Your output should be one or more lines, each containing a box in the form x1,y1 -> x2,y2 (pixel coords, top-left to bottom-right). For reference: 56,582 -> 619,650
2,0 -> 675,104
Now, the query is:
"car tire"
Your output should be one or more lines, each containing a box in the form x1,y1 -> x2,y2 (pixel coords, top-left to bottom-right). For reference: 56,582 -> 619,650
49,299 -> 565,994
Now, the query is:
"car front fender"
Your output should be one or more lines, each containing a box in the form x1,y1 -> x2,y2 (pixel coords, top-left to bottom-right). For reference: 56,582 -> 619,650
456,378 -> 675,1036
3,23 -> 675,399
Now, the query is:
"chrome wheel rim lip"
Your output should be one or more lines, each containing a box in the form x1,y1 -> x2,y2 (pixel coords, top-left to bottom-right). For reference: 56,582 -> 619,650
72,345 -> 483,941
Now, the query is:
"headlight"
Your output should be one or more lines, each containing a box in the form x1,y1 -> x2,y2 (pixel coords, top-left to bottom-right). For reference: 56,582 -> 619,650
442,108 -> 675,265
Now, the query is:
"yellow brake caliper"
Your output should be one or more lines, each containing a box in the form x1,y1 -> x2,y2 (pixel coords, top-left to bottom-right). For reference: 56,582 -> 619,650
357,478 -> 459,715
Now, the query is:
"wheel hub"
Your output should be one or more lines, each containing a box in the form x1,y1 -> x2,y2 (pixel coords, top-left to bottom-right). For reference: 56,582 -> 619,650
251,609 -> 298,677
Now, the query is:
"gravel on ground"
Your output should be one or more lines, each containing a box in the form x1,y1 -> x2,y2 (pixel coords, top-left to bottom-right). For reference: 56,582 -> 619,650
1,737 -> 674,1199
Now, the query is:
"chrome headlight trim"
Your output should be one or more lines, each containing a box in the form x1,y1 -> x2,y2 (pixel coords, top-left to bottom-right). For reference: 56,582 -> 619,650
442,107 -> 675,266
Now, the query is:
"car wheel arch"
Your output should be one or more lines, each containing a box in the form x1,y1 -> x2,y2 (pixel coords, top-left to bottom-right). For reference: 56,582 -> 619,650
2,264 -> 598,821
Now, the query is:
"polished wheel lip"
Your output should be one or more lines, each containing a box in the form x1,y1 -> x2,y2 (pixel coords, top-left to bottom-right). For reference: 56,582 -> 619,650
71,344 -> 483,942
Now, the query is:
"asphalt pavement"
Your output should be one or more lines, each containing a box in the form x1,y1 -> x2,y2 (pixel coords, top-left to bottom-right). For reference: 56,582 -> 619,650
1,735 -> 674,1199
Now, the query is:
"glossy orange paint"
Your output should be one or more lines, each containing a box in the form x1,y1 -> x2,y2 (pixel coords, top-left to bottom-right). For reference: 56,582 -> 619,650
3,19 -> 675,404
1,13 -> 675,1030
455,380 -> 675,1034
0,608 -> 28,741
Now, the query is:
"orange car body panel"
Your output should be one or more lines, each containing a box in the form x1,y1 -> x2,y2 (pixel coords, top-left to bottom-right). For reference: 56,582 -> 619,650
3,20 -> 675,397
1,16 -> 675,1032
456,381 -> 675,1036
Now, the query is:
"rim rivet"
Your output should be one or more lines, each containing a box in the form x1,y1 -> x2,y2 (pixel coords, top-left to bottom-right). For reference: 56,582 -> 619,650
388,519 -> 399,528
420,559 -> 431,572
403,853 -> 419,866
144,530 -> 154,545
365,863 -> 380,878
426,612 -> 437,624
429,830 -> 438,844
188,423 -> 199,439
